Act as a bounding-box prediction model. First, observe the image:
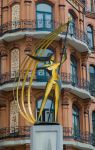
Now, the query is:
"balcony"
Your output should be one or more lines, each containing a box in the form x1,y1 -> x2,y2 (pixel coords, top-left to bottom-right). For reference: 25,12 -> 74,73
0,19 -> 59,41
0,71 -> 95,99
0,20 -> 90,52
0,126 -> 30,147
61,23 -> 90,52
0,126 -> 95,149
61,72 -> 95,99
63,127 -> 95,147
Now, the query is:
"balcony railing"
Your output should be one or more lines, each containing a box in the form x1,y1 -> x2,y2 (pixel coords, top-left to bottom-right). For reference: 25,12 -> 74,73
0,71 -> 95,96
0,126 -> 95,147
61,72 -> 90,91
63,127 -> 95,146
0,19 -> 59,36
0,126 -> 30,140
0,20 -> 89,45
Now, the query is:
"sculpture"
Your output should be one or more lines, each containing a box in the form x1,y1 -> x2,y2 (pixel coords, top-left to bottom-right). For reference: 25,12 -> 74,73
16,21 -> 69,124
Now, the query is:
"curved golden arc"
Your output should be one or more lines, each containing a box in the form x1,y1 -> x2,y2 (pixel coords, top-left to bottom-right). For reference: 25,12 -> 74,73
20,26 -> 64,122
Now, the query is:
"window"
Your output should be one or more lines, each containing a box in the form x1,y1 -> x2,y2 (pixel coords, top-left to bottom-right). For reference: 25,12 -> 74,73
11,48 -> 19,78
87,25 -> 94,50
92,111 -> 95,134
36,99 -> 54,122
36,49 -> 54,81
90,65 -> 95,83
12,4 -> 20,29
68,12 -> 76,35
89,65 -> 95,95
36,3 -> 53,30
70,55 -> 78,85
72,105 -> 80,138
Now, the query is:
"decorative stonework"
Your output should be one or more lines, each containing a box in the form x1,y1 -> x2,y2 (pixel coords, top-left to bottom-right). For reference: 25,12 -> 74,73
9,42 -> 20,50
12,4 -> 20,29
81,52 -> 89,66
10,100 -> 19,133
8,0 -> 20,6
11,48 -> 19,78
84,102 -> 91,114
0,41 -> 7,57
62,98 -> 69,106
25,36 -> 33,53
24,0 -> 32,3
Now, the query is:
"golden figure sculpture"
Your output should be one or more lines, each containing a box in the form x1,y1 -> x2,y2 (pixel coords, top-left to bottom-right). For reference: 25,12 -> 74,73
27,51 -> 67,121
16,21 -> 69,124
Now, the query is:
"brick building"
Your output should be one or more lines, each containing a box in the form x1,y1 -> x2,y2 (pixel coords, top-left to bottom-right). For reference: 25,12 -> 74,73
0,0 -> 95,150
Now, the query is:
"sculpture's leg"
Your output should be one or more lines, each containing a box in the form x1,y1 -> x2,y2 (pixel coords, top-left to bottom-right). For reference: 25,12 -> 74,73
38,79 -> 54,120
54,82 -> 61,121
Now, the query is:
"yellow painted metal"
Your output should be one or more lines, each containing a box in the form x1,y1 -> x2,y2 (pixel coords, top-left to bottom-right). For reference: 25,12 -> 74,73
16,22 -> 68,124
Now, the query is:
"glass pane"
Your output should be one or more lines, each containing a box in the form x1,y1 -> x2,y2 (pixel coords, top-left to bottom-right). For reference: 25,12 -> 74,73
69,22 -> 75,35
68,13 -> 75,35
87,26 -> 93,48
73,105 -> 80,131
36,99 -> 54,122
90,66 -> 95,83
45,14 -> 52,29
37,13 -> 44,28
37,99 -> 53,109
45,111 -> 54,122
37,4 -> 52,13
36,49 -> 53,80
92,112 -> 95,134
90,66 -> 95,74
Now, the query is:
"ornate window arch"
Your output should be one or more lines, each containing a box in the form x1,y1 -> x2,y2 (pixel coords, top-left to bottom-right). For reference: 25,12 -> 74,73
11,48 -> 19,78
36,3 -> 53,30
87,25 -> 94,50
12,4 -> 20,29
36,98 -> 54,122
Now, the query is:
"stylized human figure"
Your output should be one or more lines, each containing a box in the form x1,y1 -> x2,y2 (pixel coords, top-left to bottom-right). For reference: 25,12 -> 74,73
27,50 -> 67,121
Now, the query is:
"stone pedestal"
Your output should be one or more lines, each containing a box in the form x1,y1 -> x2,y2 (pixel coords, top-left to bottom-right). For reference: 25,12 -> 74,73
31,123 -> 63,150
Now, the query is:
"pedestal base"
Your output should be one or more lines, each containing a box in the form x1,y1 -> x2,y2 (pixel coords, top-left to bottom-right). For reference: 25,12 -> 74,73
31,123 -> 63,150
